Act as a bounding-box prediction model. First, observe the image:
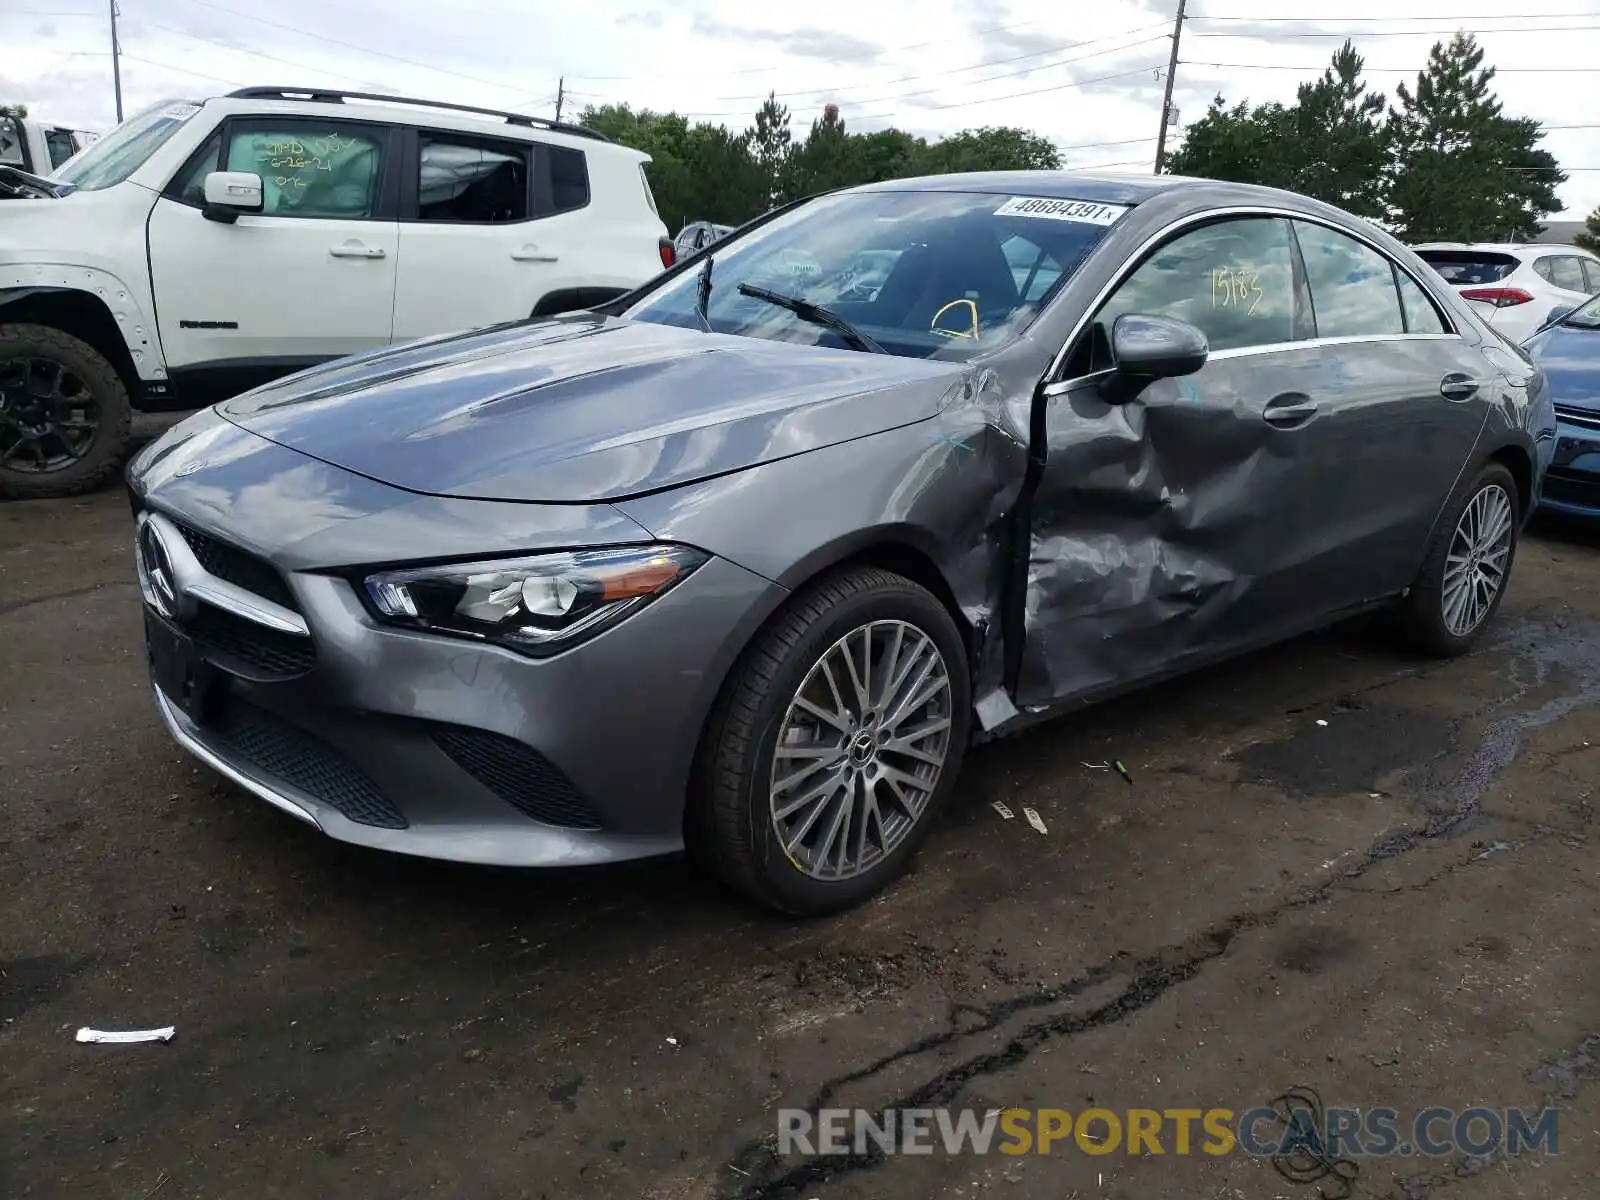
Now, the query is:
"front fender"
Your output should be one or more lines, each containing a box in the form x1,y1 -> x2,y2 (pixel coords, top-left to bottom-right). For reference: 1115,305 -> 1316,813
0,273 -> 167,380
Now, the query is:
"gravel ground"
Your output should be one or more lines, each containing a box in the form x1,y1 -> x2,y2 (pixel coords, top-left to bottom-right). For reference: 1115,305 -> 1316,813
3,446 -> 1598,1199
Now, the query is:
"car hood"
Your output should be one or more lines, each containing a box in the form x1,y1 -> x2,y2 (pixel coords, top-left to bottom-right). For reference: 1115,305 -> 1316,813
219,312 -> 967,503
1524,324 -> 1600,412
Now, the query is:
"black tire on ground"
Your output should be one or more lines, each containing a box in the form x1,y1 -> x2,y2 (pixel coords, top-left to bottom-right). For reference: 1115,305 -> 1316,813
688,566 -> 972,917
0,323 -> 132,501
1392,461 -> 1521,658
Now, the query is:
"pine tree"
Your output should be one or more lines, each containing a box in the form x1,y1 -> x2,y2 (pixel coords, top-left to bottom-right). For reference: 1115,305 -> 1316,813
1384,33 -> 1564,241
1288,41 -> 1387,218
1574,206 -> 1600,254
746,93 -> 793,207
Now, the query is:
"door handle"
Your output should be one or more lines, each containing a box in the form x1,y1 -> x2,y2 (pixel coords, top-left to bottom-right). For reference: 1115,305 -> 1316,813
1262,392 -> 1319,429
1439,373 -> 1479,401
511,247 -> 559,262
330,242 -> 386,259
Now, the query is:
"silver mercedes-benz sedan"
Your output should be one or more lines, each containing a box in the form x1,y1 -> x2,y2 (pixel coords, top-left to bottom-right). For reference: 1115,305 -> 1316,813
127,171 -> 1550,915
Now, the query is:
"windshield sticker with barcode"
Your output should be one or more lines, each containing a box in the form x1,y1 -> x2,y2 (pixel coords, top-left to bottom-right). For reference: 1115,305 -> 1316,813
994,197 -> 1129,225
162,104 -> 201,120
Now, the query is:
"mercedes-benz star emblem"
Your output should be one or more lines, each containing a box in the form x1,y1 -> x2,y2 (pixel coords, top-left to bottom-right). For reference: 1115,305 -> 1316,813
138,519 -> 179,619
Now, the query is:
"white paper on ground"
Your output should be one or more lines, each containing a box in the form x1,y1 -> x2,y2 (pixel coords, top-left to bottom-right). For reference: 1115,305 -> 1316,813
75,1026 -> 176,1044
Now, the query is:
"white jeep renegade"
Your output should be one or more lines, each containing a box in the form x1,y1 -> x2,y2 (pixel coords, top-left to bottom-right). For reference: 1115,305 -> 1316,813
0,87 -> 673,499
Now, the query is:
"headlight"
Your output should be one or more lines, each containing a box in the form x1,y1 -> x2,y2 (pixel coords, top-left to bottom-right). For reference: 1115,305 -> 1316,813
362,544 -> 708,656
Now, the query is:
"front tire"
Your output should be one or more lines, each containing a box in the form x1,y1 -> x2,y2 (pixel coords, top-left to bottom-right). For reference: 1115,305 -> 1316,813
690,567 -> 972,916
0,323 -> 132,500
1395,462 -> 1519,657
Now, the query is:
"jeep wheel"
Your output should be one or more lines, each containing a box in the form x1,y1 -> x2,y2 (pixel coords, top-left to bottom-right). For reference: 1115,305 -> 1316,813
0,323 -> 132,500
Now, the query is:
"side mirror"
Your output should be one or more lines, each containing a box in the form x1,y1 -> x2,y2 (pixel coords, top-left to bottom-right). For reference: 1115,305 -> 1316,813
1098,313 -> 1209,404
1540,304 -> 1576,331
201,170 -> 264,223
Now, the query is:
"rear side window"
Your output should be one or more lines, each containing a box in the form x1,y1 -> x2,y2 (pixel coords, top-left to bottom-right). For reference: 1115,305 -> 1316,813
1294,220 -> 1405,338
546,146 -> 589,214
1416,249 -> 1520,285
1584,259 -> 1600,292
1094,216 -> 1298,353
1546,255 -> 1588,292
417,134 -> 529,223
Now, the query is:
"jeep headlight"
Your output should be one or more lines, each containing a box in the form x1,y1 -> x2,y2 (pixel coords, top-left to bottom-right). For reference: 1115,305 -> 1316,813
362,544 -> 708,656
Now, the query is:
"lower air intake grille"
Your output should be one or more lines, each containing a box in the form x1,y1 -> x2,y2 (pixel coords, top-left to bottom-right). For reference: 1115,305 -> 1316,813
1543,470 -> 1600,511
210,699 -> 407,829
431,727 -> 603,830
191,604 -> 315,680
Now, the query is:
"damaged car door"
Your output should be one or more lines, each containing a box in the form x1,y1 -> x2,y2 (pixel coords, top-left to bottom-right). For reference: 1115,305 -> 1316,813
1015,213 -> 1334,706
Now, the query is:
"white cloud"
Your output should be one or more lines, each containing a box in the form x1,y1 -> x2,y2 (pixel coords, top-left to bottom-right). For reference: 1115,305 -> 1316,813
3,0 -> 1596,217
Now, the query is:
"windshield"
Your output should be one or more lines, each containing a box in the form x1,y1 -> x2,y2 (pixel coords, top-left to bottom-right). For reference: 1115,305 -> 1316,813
53,100 -> 201,191
623,189 -> 1124,361
1560,293 -> 1600,329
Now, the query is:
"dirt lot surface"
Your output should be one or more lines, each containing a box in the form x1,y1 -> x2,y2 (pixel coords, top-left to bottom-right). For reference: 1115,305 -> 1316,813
4,431 -> 1598,1199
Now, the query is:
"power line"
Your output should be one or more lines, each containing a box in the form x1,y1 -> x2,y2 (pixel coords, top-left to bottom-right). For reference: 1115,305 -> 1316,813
127,19 -> 395,91
119,51 -> 246,88
695,21 -> 1171,104
673,30 -> 1171,118
1070,159 -> 1154,170
1054,135 -> 1156,151
1181,59 -> 1596,71
1190,10 -> 1598,19
1190,23 -> 1600,37
564,15 -> 1058,80
175,0 -> 535,95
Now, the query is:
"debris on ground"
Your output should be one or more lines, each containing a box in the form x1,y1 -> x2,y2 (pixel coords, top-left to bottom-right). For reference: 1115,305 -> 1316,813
991,801 -> 1015,820
75,1026 -> 175,1045
1022,807 -> 1047,835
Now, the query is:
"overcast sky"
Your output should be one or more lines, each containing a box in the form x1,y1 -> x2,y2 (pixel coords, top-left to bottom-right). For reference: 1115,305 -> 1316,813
4,0 -> 1598,218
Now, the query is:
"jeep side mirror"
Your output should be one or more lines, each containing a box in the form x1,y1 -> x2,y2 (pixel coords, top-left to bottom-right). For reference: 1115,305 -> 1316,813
202,171 -> 264,223
1098,313 -> 1209,404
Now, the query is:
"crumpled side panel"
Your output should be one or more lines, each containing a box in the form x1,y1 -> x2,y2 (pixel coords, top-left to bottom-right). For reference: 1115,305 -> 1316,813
1015,364 -> 1313,706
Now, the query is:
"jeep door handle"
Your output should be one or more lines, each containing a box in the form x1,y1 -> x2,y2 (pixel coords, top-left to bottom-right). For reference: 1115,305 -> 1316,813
1262,392 -> 1319,429
1439,373 -> 1479,401
329,243 -> 386,259
512,246 -> 559,262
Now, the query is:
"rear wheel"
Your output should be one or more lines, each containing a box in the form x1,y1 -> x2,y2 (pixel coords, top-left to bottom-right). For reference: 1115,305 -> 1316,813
690,567 -> 971,916
1394,462 -> 1519,656
0,323 -> 131,500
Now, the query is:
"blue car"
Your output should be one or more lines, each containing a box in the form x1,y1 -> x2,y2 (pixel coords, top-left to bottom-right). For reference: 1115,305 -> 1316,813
1524,292 -> 1600,516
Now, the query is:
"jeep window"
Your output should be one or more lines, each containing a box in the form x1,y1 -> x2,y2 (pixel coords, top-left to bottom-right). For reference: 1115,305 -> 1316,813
623,189 -> 1118,361
546,146 -> 589,214
54,100 -> 201,190
417,134 -> 528,223
225,123 -> 383,219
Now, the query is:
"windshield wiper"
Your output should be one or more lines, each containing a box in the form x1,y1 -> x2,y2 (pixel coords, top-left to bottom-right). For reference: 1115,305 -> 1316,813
0,165 -> 68,200
736,283 -> 886,354
694,255 -> 714,332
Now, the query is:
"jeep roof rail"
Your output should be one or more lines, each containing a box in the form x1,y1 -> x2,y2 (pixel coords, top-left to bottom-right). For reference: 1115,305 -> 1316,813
224,87 -> 612,143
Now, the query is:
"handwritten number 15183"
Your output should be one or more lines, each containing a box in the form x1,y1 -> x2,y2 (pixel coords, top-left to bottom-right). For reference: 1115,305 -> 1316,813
1211,266 -> 1264,316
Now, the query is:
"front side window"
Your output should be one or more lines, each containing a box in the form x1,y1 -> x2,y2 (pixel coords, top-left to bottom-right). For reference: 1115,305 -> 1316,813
1294,220 -> 1405,338
417,135 -> 528,222
1395,268 -> 1449,334
54,99 -> 201,190
1093,217 -> 1298,353
623,189 -> 1120,361
225,122 -> 384,219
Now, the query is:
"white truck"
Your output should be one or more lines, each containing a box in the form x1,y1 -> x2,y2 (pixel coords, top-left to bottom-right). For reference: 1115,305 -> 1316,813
0,87 -> 673,499
0,109 -> 97,182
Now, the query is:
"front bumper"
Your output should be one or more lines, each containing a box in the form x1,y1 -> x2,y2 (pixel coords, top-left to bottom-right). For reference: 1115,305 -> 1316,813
1539,410 -> 1600,517
140,521 -> 783,868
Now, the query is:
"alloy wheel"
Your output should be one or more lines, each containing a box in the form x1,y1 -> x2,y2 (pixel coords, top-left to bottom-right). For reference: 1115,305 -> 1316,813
768,619 -> 953,882
0,355 -> 101,474
1441,482 -> 1514,638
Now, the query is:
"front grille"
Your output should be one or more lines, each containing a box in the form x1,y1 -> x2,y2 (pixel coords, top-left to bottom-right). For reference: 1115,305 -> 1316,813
1542,469 -> 1600,510
191,603 -> 315,680
431,726 -> 604,830
173,522 -> 300,613
208,699 -> 407,829
1554,404 -> 1600,432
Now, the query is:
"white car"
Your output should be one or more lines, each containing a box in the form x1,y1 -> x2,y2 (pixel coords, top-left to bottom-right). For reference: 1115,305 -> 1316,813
0,110 -> 97,178
0,87 -> 671,499
1413,241 -> 1600,345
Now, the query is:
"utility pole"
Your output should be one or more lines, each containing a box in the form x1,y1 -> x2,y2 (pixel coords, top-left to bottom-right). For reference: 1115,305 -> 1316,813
108,0 -> 123,122
1153,0 -> 1185,173
554,77 -> 564,123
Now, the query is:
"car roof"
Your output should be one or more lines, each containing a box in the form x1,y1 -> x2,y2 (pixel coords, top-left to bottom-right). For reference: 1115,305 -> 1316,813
1414,242 -> 1596,254
851,169 -> 1347,206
